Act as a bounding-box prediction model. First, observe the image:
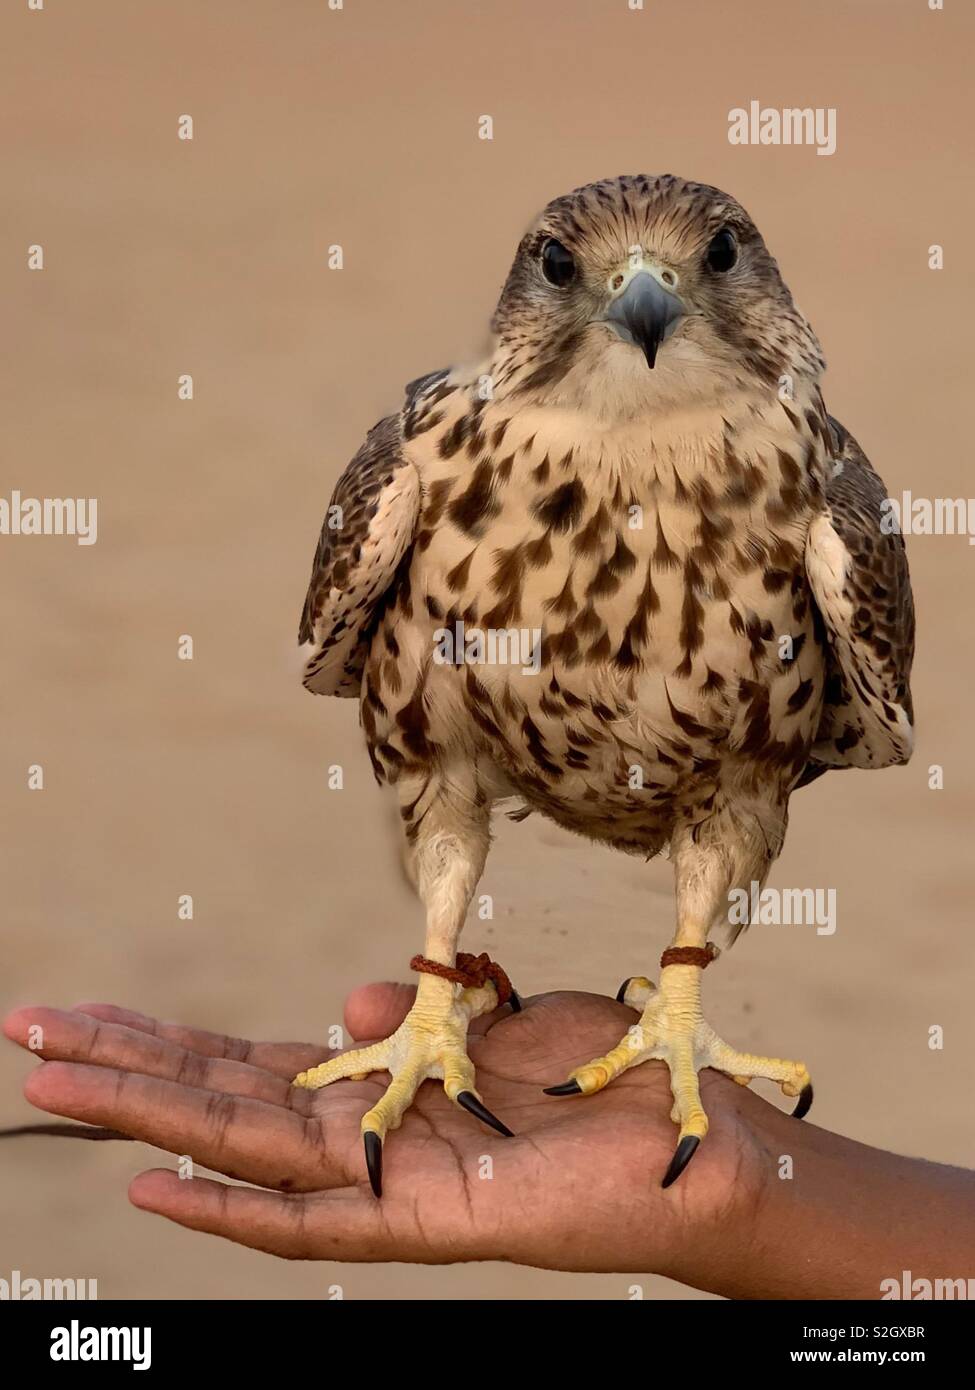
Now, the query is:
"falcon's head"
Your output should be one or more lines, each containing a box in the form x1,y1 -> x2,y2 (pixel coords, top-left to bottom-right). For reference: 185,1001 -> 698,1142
491,174 -> 824,417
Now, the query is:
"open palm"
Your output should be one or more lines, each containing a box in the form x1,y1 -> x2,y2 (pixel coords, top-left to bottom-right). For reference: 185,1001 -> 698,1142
4,985 -> 776,1275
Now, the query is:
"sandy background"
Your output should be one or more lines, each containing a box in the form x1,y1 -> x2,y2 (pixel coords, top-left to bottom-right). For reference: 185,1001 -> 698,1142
1,0 -> 972,1300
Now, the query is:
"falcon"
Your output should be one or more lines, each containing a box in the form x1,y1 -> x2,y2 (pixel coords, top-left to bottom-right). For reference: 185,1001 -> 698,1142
294,175 -> 915,1195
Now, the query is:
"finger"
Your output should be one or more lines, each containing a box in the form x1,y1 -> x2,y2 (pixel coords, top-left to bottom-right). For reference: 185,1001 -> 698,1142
129,1170 -> 399,1261
343,981 -> 518,1043
23,1061 -> 349,1191
4,1008 -> 310,1110
69,1004 -> 329,1080
343,983 -> 415,1042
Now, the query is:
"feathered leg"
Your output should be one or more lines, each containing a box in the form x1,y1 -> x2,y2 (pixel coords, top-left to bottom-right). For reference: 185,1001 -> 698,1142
544,810 -> 812,1186
293,766 -> 511,1197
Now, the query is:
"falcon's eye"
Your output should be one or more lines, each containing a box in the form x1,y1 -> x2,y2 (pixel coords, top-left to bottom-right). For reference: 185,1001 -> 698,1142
541,238 -> 576,287
705,228 -> 738,273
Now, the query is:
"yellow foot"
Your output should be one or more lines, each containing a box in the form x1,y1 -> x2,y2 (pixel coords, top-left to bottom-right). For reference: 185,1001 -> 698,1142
293,978 -> 511,1197
545,963 -> 812,1188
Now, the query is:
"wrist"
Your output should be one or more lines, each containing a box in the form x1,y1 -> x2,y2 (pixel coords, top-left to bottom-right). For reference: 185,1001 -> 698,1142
672,1095 -> 975,1300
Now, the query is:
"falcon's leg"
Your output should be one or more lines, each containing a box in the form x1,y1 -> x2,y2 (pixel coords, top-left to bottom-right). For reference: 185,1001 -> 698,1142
293,769 -> 507,1197
544,818 -> 812,1187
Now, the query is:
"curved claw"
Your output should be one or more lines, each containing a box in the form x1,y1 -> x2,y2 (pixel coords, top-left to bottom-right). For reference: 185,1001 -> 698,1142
792,1081 -> 814,1120
615,978 -> 632,1004
661,1134 -> 701,1189
542,1079 -> 582,1097
456,1090 -> 514,1137
508,989 -> 523,1013
363,1131 -> 383,1199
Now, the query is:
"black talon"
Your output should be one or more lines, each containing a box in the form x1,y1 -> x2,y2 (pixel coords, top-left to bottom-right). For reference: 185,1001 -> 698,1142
456,1090 -> 514,1137
615,978 -> 633,1003
792,1082 -> 814,1120
542,1080 -> 583,1097
509,989 -> 523,1013
661,1134 -> 701,1189
363,1131 -> 383,1199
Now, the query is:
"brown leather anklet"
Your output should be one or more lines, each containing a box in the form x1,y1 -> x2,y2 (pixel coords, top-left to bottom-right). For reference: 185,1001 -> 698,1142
660,943 -> 719,970
410,951 -> 514,1006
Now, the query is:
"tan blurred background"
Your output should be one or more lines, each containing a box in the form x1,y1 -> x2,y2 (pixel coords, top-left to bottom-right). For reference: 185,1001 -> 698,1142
1,0 -> 972,1300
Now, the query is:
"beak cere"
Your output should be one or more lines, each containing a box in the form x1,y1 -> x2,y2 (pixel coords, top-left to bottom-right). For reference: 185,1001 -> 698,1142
604,271 -> 685,368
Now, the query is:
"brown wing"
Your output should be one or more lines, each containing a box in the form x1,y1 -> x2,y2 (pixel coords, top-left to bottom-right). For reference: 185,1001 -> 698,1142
799,417 -> 915,785
299,414 -> 420,697
298,371 -> 451,697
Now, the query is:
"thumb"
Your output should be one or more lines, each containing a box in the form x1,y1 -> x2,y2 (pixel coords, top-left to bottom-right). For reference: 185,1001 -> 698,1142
343,982 -> 416,1042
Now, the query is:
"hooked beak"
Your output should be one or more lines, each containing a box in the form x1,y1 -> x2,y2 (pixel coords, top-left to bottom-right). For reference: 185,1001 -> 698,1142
602,270 -> 685,369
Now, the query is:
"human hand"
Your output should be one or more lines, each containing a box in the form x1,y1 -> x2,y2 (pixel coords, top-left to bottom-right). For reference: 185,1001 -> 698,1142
4,985 -> 781,1282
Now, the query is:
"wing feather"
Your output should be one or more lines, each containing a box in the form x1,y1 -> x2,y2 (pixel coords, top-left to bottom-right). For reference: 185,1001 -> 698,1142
800,417 -> 915,782
298,370 -> 451,697
299,415 -> 419,697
